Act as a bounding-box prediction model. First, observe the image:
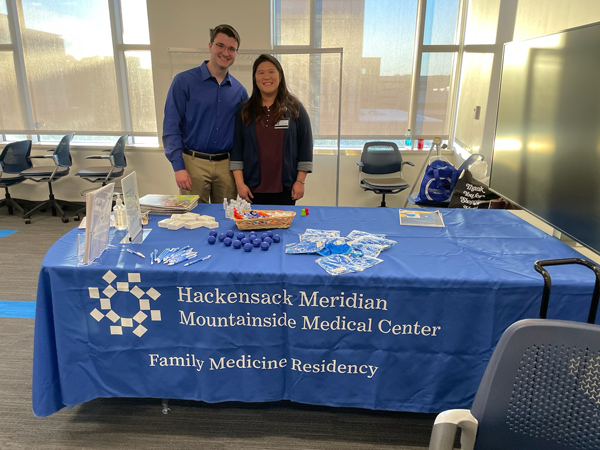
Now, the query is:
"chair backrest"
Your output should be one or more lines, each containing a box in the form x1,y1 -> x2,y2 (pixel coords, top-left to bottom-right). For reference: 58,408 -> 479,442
54,133 -> 75,167
0,140 -> 33,173
109,134 -> 128,168
360,141 -> 403,174
471,319 -> 600,450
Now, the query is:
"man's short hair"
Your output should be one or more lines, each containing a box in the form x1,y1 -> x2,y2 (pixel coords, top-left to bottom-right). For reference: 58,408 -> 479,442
210,24 -> 241,49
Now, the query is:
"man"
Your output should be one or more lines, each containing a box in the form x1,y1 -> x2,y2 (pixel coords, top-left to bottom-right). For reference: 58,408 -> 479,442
163,24 -> 248,203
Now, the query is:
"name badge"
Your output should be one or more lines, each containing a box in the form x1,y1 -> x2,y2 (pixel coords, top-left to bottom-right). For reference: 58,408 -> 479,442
274,119 -> 289,129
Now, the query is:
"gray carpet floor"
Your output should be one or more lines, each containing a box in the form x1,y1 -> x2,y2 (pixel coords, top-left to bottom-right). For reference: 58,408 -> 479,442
0,201 -> 438,450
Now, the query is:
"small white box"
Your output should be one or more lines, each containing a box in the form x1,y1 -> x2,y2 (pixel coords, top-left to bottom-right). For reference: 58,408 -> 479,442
167,220 -> 186,230
158,218 -> 172,228
185,221 -> 205,230
181,212 -> 200,221
204,221 -> 219,229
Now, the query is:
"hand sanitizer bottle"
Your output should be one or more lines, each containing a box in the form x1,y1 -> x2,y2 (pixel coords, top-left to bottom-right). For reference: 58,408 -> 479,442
113,194 -> 128,230
404,128 -> 412,149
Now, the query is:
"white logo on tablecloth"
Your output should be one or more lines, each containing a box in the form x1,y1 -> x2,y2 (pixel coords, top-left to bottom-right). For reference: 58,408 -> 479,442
88,271 -> 162,337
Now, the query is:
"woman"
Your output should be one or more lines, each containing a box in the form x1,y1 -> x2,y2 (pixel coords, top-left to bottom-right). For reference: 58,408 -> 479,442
230,54 -> 313,205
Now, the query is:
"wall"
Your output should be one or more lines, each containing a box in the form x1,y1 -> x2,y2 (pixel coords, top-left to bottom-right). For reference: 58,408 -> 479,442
455,0 -> 600,164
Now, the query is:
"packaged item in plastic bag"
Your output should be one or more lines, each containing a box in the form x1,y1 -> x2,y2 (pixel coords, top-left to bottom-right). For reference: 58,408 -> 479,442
352,235 -> 396,251
285,240 -> 326,254
346,230 -> 386,240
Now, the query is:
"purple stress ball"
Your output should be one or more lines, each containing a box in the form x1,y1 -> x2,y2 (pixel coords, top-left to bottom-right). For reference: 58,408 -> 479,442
233,240 -> 242,249
264,237 -> 273,246
243,243 -> 253,252
241,238 -> 250,245
209,230 -> 218,237
272,234 -> 281,243
252,238 -> 262,248
218,233 -> 226,242
248,233 -> 257,241
223,237 -> 233,247
237,232 -> 245,240
261,242 -> 270,251
261,232 -> 269,241
207,236 -> 217,245
226,230 -> 235,238
266,230 -> 274,238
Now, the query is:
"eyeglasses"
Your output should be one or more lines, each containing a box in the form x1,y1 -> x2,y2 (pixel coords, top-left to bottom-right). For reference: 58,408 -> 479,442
212,42 -> 238,54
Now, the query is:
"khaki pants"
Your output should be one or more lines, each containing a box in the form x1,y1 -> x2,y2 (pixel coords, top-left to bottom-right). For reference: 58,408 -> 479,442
182,152 -> 237,204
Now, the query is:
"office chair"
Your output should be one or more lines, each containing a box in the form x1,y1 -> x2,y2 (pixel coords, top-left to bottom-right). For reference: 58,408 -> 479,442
0,140 -> 33,216
357,141 -> 414,207
428,318 -> 600,450
21,133 -> 74,224
73,134 -> 128,221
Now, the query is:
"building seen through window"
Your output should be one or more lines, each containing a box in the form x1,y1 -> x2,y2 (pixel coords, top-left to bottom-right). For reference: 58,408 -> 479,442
0,0 -> 157,145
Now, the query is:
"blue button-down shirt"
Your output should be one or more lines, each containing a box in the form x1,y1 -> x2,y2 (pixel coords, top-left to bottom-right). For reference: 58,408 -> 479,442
163,61 -> 249,172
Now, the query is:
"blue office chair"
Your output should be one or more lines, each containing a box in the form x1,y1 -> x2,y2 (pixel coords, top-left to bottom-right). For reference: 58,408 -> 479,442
0,140 -> 33,216
73,134 -> 128,221
429,318 -> 600,450
21,133 -> 74,224
357,141 -> 414,207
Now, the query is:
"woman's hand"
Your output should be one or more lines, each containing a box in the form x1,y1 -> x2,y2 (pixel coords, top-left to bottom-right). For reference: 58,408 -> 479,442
291,180 -> 305,201
236,183 -> 254,203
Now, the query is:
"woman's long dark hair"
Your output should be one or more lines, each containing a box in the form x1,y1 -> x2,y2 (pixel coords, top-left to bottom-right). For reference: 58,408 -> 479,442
241,54 -> 299,126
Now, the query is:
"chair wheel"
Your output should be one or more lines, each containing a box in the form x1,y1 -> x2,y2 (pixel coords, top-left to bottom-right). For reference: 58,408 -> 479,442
62,217 -> 69,223
74,215 -> 81,221
25,219 -> 31,224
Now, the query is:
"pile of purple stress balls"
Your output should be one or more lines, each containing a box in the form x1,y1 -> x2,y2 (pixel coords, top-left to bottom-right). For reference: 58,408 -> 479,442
207,229 -> 281,252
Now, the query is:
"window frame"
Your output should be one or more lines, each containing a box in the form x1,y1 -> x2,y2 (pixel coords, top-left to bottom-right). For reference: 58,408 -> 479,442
0,0 -> 156,145
272,0 -> 469,147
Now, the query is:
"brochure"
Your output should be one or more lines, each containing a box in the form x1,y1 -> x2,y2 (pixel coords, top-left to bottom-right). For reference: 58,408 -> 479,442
399,209 -> 445,227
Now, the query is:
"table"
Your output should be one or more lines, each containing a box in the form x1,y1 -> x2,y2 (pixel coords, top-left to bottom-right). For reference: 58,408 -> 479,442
32,205 -> 598,417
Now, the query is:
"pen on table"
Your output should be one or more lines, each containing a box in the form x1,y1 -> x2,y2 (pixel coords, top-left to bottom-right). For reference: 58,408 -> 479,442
184,255 -> 211,266
126,248 -> 146,259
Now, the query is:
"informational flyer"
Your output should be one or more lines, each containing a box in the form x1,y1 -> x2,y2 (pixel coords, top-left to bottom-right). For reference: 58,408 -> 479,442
83,183 -> 115,265
399,209 -> 445,227
121,171 -> 143,242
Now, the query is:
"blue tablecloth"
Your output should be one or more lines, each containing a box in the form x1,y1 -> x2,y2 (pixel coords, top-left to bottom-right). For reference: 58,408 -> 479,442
32,205 -> 598,417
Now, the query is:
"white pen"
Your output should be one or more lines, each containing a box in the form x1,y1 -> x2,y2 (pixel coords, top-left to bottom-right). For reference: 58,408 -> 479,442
126,248 -> 146,259
184,255 -> 211,266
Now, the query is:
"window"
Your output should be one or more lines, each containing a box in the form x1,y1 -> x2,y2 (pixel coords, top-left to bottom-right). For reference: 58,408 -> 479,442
0,0 -> 157,145
274,0 -> 464,148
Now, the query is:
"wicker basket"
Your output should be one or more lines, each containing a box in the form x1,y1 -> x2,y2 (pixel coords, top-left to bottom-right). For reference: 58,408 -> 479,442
233,210 -> 296,230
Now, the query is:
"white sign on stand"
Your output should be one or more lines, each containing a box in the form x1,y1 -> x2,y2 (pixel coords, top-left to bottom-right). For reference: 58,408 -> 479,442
120,171 -> 149,243
81,183 -> 115,265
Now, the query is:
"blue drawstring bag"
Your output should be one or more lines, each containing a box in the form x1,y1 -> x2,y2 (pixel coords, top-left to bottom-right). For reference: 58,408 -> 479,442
414,154 -> 483,204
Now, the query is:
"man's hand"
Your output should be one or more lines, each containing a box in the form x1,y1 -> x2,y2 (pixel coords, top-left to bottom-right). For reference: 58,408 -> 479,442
175,169 -> 192,191
236,183 -> 254,203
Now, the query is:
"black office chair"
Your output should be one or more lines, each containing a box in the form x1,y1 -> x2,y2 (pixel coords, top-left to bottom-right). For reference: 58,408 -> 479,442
21,133 -> 74,224
73,134 -> 128,221
0,140 -> 33,216
357,141 -> 414,207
